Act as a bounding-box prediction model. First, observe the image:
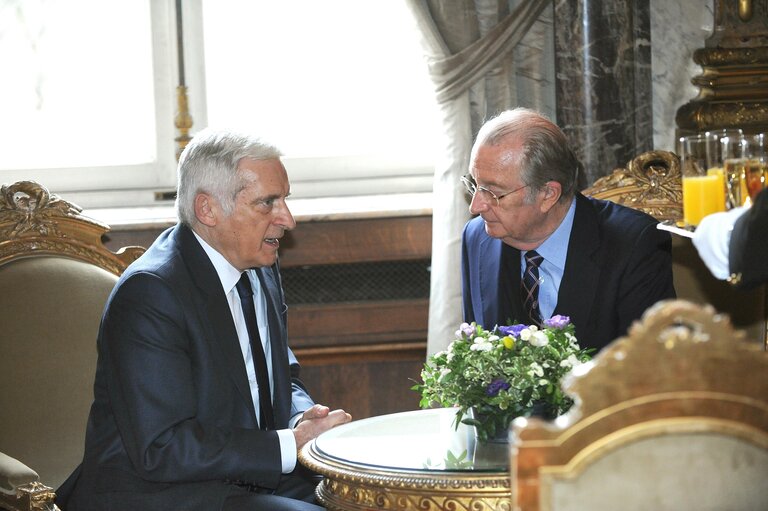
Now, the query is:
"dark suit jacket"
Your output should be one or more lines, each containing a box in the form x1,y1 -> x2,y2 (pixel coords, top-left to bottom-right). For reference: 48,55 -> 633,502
63,224 -> 314,511
461,193 -> 675,352
730,187 -> 768,289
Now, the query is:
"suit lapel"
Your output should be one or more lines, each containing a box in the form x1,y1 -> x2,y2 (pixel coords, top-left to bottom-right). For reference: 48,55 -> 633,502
502,242 -> 525,325
478,235 -> 526,328
176,225 -> 257,420
555,194 -> 601,329
478,235 -> 501,327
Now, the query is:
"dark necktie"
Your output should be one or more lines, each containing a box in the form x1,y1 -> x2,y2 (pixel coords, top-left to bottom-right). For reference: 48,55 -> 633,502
235,272 -> 275,430
521,250 -> 544,327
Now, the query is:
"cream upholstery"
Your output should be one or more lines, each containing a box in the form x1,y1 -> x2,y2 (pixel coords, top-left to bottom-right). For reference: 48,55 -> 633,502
583,151 -> 768,348
510,299 -> 768,511
0,181 -> 144,511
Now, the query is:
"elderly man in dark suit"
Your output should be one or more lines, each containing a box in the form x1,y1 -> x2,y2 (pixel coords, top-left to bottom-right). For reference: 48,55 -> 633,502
59,129 -> 351,511
461,108 -> 675,352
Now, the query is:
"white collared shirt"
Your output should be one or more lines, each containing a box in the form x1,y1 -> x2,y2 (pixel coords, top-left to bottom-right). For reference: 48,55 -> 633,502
193,231 -> 297,473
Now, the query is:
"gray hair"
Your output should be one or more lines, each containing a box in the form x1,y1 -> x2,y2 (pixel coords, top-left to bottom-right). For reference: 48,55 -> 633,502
175,128 -> 282,226
471,108 -> 585,203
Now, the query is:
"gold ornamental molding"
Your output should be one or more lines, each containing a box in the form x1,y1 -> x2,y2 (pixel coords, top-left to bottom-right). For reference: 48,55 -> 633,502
0,480 -> 58,511
677,101 -> 768,134
676,0 -> 768,134
510,300 -> 768,511
300,442 -> 511,511
694,46 -> 768,67
0,180 -> 144,275
582,150 -> 682,223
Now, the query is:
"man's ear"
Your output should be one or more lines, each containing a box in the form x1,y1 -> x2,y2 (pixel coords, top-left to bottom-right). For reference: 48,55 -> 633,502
540,181 -> 563,213
194,193 -> 217,227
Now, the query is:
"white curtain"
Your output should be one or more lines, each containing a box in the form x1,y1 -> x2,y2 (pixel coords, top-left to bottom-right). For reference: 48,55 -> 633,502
405,0 -> 554,355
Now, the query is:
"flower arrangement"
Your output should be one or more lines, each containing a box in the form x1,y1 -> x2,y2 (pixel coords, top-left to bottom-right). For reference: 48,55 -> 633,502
414,316 -> 592,442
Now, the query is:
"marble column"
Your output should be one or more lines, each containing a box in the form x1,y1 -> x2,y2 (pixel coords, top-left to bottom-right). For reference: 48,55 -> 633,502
553,0 -> 653,186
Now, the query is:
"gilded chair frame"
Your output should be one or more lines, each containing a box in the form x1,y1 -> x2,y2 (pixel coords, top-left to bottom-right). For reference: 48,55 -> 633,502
0,180 -> 143,274
510,299 -> 768,511
0,180 -> 144,511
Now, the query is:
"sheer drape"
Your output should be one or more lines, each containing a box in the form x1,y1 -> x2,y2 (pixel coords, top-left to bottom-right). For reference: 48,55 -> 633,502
406,0 -> 553,354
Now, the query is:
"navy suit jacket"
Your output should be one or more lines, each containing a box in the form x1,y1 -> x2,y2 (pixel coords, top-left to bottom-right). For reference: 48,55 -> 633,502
461,193 -> 675,352
64,223 -> 314,511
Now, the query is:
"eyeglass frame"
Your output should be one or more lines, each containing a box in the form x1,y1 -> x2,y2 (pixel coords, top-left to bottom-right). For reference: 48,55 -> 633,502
460,174 -> 530,206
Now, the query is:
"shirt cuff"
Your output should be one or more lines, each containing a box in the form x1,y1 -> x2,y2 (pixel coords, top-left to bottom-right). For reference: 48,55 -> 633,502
289,412 -> 303,428
277,428 -> 297,473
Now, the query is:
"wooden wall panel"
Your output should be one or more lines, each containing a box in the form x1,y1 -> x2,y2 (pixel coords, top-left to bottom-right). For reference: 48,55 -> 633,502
279,216 -> 431,267
297,356 -> 426,421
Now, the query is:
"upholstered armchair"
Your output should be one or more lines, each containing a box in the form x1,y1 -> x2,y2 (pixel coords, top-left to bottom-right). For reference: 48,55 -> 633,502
0,181 -> 144,511
510,299 -> 768,510
583,150 -> 768,348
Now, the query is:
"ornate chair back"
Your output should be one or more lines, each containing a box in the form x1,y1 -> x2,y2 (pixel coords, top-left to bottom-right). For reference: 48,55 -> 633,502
0,181 -> 144,510
583,150 -> 767,348
510,299 -> 768,511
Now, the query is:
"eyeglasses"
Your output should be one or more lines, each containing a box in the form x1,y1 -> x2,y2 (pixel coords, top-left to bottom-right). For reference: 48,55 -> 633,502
460,174 -> 529,207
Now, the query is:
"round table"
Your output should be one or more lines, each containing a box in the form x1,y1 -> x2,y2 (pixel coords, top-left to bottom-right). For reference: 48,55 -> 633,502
299,407 -> 511,511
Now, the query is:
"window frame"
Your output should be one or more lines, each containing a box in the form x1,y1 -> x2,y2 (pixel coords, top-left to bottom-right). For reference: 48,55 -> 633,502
1,0 -> 438,209
0,0 -> 179,209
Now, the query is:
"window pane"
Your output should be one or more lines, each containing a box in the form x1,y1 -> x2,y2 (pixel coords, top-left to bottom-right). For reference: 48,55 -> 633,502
201,0 -> 439,175
0,0 -> 156,170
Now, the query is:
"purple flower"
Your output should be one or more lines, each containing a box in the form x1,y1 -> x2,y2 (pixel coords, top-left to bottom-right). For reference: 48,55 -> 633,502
486,378 -> 511,396
456,322 -> 475,338
544,315 -> 571,329
498,324 -> 528,338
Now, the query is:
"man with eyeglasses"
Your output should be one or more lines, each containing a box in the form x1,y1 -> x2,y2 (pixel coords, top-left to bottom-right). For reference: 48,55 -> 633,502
460,108 -> 675,352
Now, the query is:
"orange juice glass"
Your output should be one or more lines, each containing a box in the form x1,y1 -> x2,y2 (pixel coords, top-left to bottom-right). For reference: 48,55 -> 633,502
682,174 -> 727,226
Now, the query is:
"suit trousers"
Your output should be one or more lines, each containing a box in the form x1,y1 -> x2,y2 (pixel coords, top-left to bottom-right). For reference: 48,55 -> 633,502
223,465 -> 323,511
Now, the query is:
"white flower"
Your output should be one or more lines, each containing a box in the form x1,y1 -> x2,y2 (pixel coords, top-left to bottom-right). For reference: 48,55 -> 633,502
538,379 -> 549,386
438,368 -> 451,381
528,362 -> 544,377
445,341 -> 456,362
488,334 -> 500,342
520,328 -> 532,341
529,331 -> 549,347
470,338 -> 493,351
560,354 -> 580,368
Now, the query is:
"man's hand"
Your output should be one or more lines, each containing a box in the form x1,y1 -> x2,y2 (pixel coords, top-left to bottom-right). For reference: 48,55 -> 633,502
293,404 -> 351,450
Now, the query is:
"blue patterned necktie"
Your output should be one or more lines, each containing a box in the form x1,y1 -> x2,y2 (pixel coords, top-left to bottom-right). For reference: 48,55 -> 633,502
235,272 -> 275,430
521,250 -> 544,327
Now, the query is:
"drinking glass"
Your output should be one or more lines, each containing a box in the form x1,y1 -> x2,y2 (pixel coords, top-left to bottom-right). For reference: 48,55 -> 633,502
744,133 -> 767,205
678,133 -> 727,226
721,133 -> 749,208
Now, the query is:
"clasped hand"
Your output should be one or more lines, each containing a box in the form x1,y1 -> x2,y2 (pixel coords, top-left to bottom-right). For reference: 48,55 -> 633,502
293,404 -> 352,450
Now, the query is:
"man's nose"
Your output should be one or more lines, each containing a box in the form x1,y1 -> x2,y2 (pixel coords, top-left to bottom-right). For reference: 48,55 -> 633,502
277,200 -> 296,230
469,192 -> 488,215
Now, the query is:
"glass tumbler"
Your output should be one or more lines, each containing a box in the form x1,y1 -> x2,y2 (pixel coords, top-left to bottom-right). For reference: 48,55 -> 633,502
744,133 -> 767,205
719,133 -> 749,209
678,133 -> 727,226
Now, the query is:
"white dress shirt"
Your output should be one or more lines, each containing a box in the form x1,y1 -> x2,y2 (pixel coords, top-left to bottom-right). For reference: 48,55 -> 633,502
193,231 -> 298,473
